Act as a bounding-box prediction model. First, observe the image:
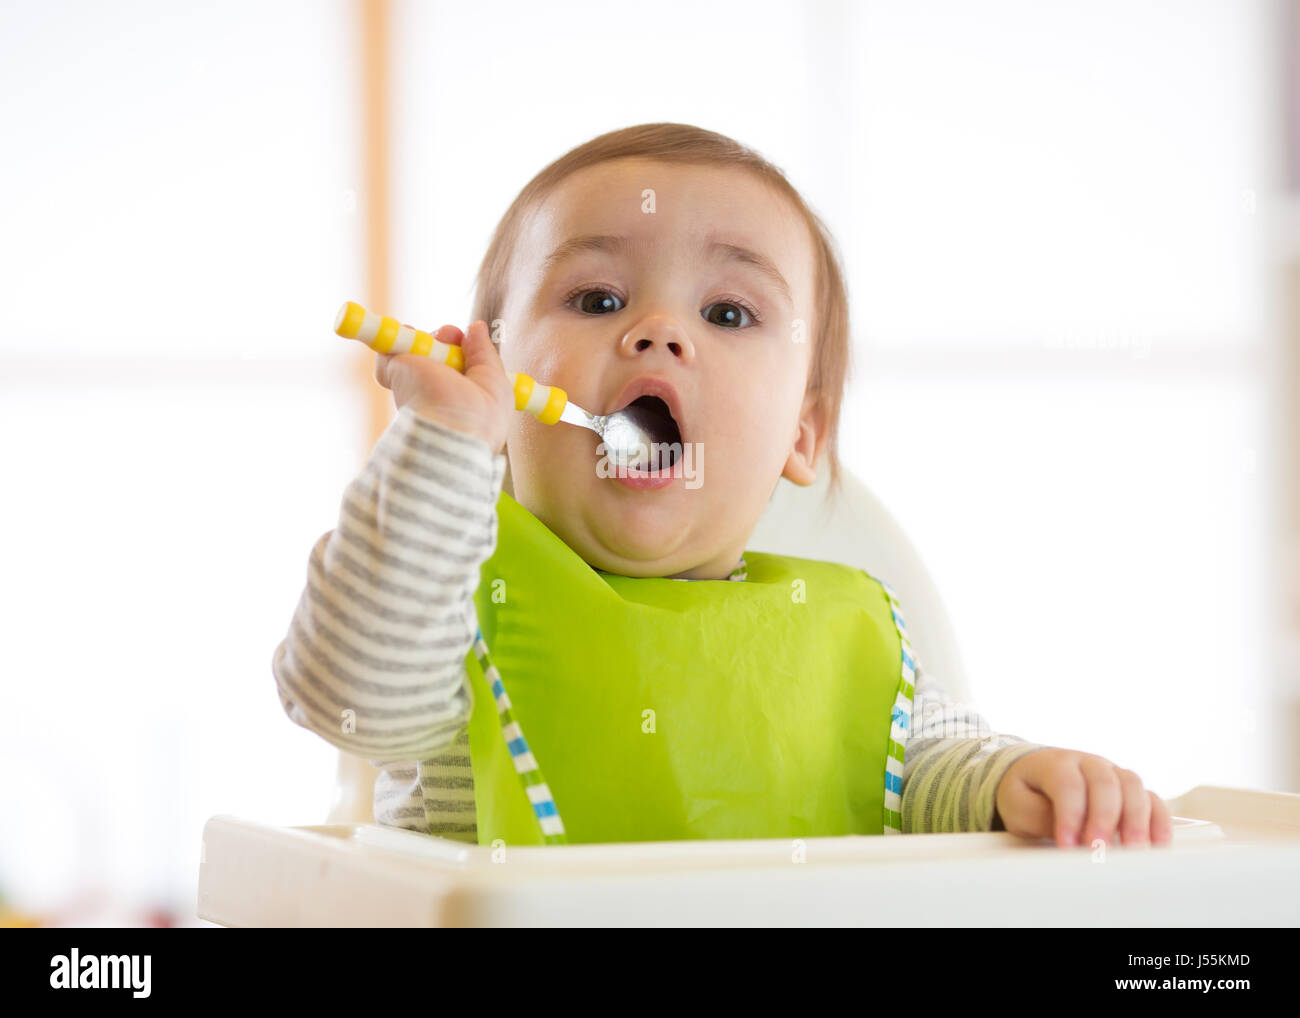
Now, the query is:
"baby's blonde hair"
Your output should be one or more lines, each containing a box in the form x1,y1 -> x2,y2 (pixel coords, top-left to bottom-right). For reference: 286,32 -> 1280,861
471,122 -> 852,504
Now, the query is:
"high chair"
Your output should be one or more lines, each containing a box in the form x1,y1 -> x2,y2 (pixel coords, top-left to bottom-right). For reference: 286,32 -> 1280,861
199,464 -> 1300,926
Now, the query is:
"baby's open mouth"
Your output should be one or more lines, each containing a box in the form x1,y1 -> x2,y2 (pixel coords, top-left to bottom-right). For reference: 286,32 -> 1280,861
620,395 -> 682,468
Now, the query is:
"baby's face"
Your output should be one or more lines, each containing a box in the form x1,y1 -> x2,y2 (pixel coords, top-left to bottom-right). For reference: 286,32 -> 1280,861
498,157 -> 822,579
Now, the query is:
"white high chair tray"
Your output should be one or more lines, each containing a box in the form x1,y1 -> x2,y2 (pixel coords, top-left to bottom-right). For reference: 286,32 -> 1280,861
197,785 -> 1300,926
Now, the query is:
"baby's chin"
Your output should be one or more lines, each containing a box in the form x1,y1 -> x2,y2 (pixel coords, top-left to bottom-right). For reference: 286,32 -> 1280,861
544,487 -> 714,575
521,454 -> 725,574
577,507 -> 696,576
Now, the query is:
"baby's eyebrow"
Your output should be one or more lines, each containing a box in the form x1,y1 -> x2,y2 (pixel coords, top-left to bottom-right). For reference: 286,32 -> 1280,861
541,234 -> 636,275
709,240 -> 793,308
540,233 -> 794,308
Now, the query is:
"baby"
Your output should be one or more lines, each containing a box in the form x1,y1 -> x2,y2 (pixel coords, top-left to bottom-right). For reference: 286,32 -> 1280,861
274,122 -> 1172,849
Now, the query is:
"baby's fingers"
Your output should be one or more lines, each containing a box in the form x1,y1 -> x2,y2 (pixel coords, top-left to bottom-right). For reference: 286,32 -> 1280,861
373,324 -> 463,389
1113,768 -> 1152,847
1001,750 -> 1171,850
1078,756 -> 1124,848
1149,790 -> 1174,846
1032,757 -> 1088,847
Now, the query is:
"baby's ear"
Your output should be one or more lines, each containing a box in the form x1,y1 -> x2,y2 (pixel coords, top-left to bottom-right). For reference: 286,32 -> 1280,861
780,393 -> 828,487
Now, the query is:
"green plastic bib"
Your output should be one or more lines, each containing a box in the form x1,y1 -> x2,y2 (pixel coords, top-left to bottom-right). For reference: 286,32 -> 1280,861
464,490 -> 912,846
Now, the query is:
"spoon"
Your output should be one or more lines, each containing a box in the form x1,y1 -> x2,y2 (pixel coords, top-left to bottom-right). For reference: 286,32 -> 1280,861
334,301 -> 682,469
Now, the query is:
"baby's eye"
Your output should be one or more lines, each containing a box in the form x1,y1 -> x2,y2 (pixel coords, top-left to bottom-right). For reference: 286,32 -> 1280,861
702,300 -> 759,329
568,289 -> 625,315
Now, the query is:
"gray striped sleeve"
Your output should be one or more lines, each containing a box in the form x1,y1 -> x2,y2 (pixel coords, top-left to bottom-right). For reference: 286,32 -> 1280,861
271,404 -> 506,768
900,660 -> 1050,833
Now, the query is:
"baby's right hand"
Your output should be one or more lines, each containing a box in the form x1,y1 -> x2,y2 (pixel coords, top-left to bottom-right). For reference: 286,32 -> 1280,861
373,320 -> 514,455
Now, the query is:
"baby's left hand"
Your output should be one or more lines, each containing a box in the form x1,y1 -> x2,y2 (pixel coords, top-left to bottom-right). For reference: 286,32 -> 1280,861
994,748 -> 1173,848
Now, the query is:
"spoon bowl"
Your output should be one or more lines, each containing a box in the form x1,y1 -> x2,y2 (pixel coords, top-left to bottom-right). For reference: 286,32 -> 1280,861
562,396 -> 683,470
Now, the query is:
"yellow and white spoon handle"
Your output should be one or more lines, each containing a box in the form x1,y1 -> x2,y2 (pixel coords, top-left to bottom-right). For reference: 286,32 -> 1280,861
334,300 -> 568,425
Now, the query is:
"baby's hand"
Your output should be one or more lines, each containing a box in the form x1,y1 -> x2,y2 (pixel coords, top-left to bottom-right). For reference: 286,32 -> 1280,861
373,320 -> 514,455
993,748 -> 1173,849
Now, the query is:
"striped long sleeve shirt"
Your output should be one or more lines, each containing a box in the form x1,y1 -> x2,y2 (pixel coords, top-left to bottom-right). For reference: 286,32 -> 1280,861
272,405 -> 1049,841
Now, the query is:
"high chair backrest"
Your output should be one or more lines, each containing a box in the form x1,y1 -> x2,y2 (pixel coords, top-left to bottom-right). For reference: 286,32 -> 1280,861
325,463 -> 970,824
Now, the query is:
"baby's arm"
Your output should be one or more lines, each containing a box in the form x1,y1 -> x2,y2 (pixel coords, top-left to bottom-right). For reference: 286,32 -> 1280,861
270,405 -> 507,767
899,659 -> 1049,833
